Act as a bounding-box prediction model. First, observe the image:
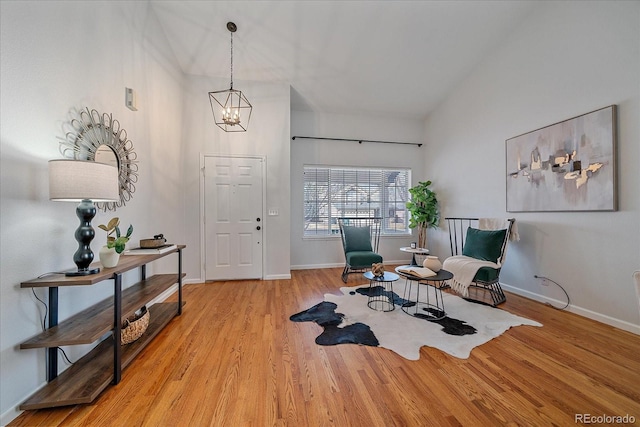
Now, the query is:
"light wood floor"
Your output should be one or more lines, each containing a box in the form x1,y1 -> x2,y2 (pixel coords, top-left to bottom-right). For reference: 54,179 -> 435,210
11,268 -> 640,426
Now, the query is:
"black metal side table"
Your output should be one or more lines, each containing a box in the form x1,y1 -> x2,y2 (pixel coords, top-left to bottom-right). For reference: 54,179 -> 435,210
395,266 -> 453,321
363,271 -> 400,312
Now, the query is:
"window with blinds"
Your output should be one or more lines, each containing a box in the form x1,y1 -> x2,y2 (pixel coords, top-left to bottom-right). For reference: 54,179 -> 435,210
304,166 -> 411,236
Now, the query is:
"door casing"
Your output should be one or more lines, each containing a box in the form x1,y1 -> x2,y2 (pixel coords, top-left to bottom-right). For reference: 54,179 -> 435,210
200,154 -> 267,281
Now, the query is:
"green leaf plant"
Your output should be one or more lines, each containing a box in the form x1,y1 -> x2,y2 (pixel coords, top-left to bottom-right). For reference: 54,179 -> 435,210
98,217 -> 133,254
406,180 -> 439,248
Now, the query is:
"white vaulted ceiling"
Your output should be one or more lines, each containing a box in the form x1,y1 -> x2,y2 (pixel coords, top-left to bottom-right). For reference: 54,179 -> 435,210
150,0 -> 538,120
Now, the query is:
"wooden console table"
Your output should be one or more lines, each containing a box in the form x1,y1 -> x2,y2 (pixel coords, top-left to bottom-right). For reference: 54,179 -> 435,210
19,245 -> 185,410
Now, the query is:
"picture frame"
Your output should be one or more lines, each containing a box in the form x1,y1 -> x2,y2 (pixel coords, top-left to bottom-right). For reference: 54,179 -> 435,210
506,105 -> 617,212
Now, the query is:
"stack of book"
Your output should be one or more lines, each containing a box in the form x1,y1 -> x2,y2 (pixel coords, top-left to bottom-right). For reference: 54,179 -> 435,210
396,266 -> 437,278
123,244 -> 177,255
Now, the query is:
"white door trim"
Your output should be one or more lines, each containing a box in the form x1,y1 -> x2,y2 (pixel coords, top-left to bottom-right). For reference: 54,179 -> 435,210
200,153 -> 267,281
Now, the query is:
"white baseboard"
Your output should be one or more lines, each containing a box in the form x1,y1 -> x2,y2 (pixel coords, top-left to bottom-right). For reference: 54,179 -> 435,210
2,399 -> 28,427
182,276 -> 293,282
264,274 -> 292,280
291,262 -> 343,270
147,283 -> 179,306
147,279 -> 203,305
501,283 -> 640,335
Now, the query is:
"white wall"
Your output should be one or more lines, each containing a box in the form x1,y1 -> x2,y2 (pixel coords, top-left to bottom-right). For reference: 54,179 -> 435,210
180,76 -> 291,281
1,0 -> 637,424
290,110 -> 426,268
423,1 -> 640,332
0,2 -> 185,423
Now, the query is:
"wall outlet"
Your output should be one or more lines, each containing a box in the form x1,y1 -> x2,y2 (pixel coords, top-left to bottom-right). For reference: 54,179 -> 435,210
535,275 -> 549,286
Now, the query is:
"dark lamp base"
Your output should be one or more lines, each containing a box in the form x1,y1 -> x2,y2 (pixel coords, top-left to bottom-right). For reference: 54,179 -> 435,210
65,267 -> 101,277
69,199 -> 99,277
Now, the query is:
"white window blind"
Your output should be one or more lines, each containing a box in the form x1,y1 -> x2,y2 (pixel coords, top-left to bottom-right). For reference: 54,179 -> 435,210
304,166 -> 411,236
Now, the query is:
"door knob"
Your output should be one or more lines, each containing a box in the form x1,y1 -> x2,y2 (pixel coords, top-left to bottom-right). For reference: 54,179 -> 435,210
256,226 -> 261,230
257,218 -> 261,222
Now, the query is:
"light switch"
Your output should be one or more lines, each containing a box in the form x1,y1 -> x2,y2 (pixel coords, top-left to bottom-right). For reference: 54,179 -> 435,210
268,209 -> 279,216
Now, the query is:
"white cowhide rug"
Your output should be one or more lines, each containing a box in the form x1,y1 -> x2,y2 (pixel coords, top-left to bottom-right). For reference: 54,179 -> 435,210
291,282 -> 542,360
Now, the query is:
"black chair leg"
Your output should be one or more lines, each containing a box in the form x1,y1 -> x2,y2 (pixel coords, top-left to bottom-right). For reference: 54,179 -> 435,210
466,281 -> 506,306
341,266 -> 349,283
489,282 -> 506,306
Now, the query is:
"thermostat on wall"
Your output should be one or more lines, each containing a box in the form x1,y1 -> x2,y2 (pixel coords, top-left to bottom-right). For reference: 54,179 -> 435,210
125,87 -> 138,111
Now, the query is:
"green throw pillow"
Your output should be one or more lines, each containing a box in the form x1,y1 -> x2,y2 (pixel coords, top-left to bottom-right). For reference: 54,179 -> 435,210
462,227 -> 507,263
343,226 -> 373,253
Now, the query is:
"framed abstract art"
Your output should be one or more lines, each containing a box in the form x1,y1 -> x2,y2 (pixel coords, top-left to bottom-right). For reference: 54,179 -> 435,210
506,105 -> 617,212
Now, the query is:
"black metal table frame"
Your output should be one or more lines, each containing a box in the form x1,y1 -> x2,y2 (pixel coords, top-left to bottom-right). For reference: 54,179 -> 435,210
45,249 -> 183,383
363,271 -> 400,312
395,267 -> 453,321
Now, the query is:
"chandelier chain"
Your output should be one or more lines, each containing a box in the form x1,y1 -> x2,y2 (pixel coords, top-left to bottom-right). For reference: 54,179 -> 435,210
230,31 -> 233,89
208,21 -> 252,132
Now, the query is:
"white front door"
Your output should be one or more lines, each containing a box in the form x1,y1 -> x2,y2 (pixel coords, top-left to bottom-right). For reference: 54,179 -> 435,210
204,156 -> 263,280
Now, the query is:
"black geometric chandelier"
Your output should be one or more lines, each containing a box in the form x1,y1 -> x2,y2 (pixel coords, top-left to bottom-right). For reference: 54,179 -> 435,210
208,22 -> 252,132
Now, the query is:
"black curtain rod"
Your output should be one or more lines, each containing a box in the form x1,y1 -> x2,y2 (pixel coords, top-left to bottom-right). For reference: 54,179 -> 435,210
291,135 -> 422,147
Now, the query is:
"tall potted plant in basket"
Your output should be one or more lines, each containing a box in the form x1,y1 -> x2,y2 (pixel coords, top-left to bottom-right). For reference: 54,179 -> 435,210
406,180 -> 439,249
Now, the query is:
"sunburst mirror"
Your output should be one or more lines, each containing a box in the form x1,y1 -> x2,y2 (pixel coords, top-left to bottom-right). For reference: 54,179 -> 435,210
59,108 -> 138,211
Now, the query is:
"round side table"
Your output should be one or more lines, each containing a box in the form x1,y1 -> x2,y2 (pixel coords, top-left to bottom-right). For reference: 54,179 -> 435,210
399,247 -> 430,266
395,267 -> 453,321
363,271 -> 400,312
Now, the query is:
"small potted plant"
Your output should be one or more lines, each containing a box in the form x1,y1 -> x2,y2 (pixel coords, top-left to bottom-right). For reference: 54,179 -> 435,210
98,217 -> 133,268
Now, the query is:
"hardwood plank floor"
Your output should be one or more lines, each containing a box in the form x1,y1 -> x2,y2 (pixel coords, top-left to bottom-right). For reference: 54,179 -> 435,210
11,268 -> 640,426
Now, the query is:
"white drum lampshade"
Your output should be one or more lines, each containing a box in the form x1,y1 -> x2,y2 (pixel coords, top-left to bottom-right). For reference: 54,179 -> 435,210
49,159 -> 119,202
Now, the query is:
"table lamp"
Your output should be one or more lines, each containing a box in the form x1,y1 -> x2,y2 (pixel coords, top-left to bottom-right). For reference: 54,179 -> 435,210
49,159 -> 119,276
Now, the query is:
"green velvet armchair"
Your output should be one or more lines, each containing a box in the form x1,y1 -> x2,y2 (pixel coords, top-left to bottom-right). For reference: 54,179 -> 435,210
338,217 -> 383,283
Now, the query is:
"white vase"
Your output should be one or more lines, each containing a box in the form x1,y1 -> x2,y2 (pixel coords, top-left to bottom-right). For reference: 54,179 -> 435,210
99,245 -> 120,268
423,255 -> 442,272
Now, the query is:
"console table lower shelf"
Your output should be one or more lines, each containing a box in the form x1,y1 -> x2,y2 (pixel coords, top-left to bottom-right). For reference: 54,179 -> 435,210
19,245 -> 186,411
20,301 -> 184,410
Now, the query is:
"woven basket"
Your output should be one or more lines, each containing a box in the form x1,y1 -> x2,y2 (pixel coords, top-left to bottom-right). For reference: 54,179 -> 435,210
140,238 -> 166,248
121,306 -> 150,345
